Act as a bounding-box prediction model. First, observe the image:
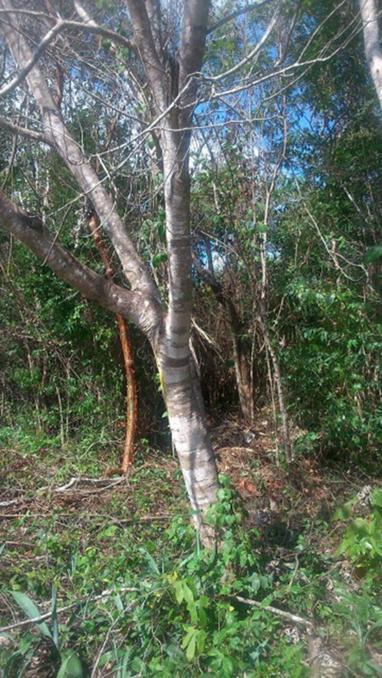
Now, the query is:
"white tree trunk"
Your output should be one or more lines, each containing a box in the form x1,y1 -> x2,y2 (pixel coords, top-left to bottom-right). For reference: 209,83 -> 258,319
360,0 -> 382,111
158,132 -> 219,533
157,345 -> 218,531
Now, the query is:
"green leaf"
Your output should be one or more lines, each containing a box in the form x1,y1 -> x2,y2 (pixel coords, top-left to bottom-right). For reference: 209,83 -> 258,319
256,222 -> 267,233
152,253 -> 168,268
138,547 -> 160,574
57,651 -> 83,677
333,498 -> 356,521
187,634 -> 196,661
51,584 -> 59,649
364,245 -> 382,264
182,628 -> 197,661
10,591 -> 52,640
371,489 -> 382,508
174,580 -> 184,604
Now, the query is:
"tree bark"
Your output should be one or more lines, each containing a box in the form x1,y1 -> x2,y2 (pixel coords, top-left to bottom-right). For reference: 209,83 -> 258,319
88,213 -> 138,473
156,344 -> 218,522
125,0 -> 219,531
360,0 -> 382,111
156,135 -> 219,533
232,337 -> 255,425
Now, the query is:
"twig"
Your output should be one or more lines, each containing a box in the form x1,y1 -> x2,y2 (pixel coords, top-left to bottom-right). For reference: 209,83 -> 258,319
0,586 -> 139,633
233,595 -> 314,629
90,614 -> 121,678
216,447 -> 255,454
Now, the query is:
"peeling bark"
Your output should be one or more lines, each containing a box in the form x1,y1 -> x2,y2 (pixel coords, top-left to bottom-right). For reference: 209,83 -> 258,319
88,214 -> 138,472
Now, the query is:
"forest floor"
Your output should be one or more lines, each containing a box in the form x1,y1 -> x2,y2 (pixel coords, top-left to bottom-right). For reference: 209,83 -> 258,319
1,410 -> 381,676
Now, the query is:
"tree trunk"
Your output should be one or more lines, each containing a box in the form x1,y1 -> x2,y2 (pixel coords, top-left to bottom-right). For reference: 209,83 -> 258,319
88,213 -> 138,472
258,313 -> 292,463
156,341 -> 218,535
157,135 -> 219,533
117,315 -> 138,473
195,259 -> 255,425
360,0 -> 382,111
232,335 -> 255,426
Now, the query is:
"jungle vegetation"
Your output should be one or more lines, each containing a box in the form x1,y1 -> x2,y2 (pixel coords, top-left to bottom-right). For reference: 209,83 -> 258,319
0,1 -> 381,675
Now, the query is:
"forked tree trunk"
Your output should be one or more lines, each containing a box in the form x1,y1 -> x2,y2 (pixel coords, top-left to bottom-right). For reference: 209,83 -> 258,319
0,0 -> 219,541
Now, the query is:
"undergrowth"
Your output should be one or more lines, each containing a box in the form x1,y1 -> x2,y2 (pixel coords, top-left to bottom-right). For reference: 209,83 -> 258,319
1,422 -> 382,676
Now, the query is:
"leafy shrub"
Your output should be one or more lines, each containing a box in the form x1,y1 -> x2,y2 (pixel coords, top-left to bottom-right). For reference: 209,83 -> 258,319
337,489 -> 382,580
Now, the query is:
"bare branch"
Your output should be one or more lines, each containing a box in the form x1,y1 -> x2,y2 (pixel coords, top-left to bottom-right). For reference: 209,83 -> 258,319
124,0 -> 166,110
0,0 -> 160,310
234,595 -> 314,629
0,115 -> 49,143
0,9 -> 133,98
0,15 -> 65,97
0,587 -> 138,634
209,7 -> 280,82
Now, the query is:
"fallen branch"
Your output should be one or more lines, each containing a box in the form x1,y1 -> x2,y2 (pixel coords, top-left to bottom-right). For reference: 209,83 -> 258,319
0,511 -> 171,522
233,595 -> 314,630
0,499 -> 19,507
52,476 -> 124,493
91,513 -> 171,526
0,586 -> 139,633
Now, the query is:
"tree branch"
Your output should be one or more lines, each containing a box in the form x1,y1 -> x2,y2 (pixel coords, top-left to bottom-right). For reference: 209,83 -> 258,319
0,0 -> 160,313
0,10 -> 133,98
234,595 -> 314,629
207,0 -> 276,34
0,587 -> 138,634
209,7 -> 280,82
0,191 -> 160,335
0,115 -> 50,143
124,0 -> 166,110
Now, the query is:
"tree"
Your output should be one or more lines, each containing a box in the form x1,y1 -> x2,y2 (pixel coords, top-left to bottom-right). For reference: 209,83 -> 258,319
0,0 -> 218,538
0,0 -> 360,533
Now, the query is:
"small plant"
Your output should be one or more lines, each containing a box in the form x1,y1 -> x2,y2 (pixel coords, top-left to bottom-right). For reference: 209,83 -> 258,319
2,588 -> 83,677
337,488 -> 382,580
